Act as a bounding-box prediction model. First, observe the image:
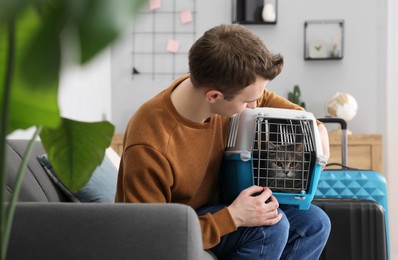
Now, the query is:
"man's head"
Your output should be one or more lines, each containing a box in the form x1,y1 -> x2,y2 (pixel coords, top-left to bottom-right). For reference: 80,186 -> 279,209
188,24 -> 283,101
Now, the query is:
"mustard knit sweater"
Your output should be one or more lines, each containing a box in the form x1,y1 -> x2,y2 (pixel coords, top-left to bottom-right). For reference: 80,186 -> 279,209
115,75 -> 303,249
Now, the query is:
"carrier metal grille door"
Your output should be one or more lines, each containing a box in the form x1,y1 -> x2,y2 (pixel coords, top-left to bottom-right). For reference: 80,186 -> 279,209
252,117 -> 315,193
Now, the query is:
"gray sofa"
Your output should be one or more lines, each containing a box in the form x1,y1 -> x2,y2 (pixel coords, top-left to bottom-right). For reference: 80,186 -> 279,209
5,139 -> 215,260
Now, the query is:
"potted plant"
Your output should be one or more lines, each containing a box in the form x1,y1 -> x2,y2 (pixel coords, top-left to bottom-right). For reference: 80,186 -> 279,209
288,84 -> 306,108
0,1 -> 147,259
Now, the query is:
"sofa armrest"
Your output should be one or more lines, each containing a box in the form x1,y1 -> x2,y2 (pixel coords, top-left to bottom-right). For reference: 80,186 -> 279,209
7,203 -> 216,260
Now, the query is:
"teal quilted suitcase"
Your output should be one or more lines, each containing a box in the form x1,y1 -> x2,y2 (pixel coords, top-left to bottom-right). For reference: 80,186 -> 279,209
315,117 -> 390,259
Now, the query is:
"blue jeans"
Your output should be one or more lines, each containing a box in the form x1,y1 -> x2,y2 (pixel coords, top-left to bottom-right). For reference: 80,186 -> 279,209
196,204 -> 331,260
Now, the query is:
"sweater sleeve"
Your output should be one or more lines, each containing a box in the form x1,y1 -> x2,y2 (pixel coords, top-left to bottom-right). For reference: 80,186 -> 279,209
116,144 -> 237,249
199,208 -> 237,249
258,89 -> 305,110
116,145 -> 173,203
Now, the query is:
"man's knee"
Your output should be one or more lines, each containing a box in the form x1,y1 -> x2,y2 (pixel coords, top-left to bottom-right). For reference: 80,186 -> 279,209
307,205 -> 331,240
242,211 -> 290,244
268,211 -> 290,244
315,206 -> 331,238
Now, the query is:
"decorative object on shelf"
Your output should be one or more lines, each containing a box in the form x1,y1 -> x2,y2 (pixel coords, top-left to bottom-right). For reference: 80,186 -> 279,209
288,85 -> 306,108
308,41 -> 327,59
232,0 -> 277,25
261,0 -> 276,22
304,20 -> 344,60
325,92 -> 358,134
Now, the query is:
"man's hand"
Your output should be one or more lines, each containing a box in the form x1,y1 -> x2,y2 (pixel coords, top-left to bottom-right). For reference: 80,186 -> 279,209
227,186 -> 282,228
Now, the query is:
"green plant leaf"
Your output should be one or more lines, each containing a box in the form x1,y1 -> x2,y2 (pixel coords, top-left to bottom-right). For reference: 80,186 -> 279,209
0,1 -> 62,90
40,118 -> 115,192
0,0 -> 30,24
20,3 -> 63,91
293,85 -> 301,95
75,0 -> 119,63
8,84 -> 60,132
0,7 -> 61,133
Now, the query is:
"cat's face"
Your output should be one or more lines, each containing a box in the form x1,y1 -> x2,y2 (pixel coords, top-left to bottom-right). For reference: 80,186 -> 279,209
266,143 -> 303,179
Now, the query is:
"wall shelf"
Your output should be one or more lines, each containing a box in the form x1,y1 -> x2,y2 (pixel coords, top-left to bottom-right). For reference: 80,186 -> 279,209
304,20 -> 344,60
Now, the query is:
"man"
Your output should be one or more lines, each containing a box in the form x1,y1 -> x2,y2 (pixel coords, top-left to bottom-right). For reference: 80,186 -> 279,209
116,24 -> 331,259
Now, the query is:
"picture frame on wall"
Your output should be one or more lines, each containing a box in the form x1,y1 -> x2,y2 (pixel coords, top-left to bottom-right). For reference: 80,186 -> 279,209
304,20 -> 344,60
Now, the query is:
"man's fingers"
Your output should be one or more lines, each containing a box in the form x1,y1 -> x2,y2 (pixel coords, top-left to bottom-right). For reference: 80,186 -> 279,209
267,195 -> 279,207
264,213 -> 283,226
240,185 -> 265,197
256,187 -> 273,202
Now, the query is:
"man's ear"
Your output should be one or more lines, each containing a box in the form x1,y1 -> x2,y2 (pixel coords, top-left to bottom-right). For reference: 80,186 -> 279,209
205,90 -> 224,103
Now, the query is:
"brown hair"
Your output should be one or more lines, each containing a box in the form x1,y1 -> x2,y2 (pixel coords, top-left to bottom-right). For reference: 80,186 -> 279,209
189,24 -> 283,100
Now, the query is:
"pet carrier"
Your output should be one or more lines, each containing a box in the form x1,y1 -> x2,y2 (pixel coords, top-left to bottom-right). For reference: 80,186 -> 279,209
220,107 -> 327,210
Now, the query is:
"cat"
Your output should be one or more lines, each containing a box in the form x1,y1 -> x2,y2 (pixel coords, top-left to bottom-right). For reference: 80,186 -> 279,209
253,142 -> 308,192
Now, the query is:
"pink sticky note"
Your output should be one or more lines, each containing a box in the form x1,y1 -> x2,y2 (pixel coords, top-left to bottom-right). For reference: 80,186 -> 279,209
180,10 -> 193,24
149,0 -> 161,10
166,39 -> 180,53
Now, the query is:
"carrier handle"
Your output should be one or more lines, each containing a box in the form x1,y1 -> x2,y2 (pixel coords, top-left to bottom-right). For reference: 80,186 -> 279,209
317,117 -> 348,167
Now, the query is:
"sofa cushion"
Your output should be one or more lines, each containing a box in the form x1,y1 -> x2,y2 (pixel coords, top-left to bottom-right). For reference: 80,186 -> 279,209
6,140 -> 71,202
37,154 -> 117,203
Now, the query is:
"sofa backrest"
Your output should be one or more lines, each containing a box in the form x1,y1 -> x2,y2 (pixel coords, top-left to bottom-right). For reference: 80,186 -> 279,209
5,139 -> 71,202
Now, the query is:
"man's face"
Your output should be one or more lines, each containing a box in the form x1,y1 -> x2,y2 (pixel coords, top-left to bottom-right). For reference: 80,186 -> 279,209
212,76 -> 268,117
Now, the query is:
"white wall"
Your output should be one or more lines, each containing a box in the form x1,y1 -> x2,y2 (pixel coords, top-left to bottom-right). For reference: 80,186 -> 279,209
59,48 -> 111,122
257,0 -> 386,135
386,0 -> 397,258
111,0 -> 386,135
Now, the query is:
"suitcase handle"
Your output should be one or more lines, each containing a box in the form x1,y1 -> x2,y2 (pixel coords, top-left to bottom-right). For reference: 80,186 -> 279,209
323,162 -> 361,170
317,117 -> 347,130
317,117 -> 348,167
